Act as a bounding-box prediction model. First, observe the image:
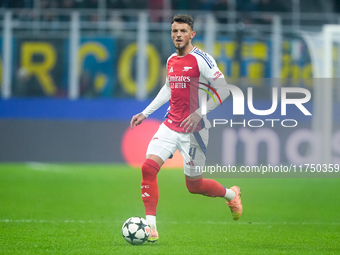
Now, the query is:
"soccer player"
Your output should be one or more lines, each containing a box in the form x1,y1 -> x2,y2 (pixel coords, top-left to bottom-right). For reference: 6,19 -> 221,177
130,14 -> 242,242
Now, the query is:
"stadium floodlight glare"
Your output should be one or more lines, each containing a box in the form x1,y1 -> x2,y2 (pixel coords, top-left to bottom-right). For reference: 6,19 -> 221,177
301,24 -> 340,164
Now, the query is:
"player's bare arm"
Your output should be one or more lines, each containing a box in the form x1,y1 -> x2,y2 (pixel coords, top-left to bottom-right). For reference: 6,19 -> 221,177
130,113 -> 146,129
180,112 -> 202,133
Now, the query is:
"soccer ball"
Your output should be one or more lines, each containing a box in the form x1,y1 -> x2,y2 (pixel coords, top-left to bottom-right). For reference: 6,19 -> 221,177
122,217 -> 151,245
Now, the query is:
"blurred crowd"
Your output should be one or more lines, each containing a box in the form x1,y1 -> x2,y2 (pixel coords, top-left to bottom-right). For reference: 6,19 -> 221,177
0,0 -> 294,26
0,0 -> 336,25
0,0 -> 301,12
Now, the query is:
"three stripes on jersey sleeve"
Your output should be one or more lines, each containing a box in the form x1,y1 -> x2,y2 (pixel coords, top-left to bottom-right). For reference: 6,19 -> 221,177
192,47 -> 215,69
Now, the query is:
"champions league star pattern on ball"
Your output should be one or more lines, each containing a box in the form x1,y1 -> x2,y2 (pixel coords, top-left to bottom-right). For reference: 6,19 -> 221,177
122,217 -> 151,245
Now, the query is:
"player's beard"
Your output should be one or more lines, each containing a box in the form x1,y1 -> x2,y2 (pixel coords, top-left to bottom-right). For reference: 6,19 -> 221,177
174,40 -> 190,51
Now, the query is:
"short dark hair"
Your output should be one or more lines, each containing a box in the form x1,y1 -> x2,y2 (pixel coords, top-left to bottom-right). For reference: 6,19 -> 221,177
171,14 -> 194,30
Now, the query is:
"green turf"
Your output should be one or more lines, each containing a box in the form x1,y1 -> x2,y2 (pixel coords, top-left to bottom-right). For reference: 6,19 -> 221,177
0,163 -> 339,254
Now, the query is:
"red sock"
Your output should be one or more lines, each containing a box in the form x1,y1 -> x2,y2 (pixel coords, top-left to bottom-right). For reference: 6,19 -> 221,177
141,159 -> 160,216
185,176 -> 226,197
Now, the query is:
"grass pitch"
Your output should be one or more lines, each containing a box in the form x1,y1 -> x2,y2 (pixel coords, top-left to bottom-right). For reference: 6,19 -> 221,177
0,163 -> 339,254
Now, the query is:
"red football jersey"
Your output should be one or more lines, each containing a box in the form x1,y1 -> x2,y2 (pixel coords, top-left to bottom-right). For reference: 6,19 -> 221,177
163,47 -> 224,133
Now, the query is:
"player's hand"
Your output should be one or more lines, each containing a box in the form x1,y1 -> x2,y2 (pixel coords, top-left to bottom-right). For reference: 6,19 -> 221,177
180,112 -> 202,133
130,113 -> 146,129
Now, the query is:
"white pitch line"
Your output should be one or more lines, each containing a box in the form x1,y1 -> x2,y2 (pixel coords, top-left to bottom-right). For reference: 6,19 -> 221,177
26,162 -> 70,173
0,219 -> 108,224
0,219 -> 339,226
166,221 -> 340,225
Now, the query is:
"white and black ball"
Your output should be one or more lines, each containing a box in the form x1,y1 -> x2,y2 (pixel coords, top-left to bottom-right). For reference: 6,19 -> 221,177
122,217 -> 151,245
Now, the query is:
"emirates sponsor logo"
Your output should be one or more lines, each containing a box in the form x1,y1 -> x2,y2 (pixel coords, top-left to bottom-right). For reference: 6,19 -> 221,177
168,75 -> 190,82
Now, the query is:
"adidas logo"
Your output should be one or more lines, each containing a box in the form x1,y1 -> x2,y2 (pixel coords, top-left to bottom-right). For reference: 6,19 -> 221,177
169,66 -> 173,73
186,160 -> 195,166
142,192 -> 150,198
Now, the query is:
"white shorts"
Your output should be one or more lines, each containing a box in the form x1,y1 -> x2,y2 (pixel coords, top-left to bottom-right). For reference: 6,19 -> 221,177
146,123 -> 209,177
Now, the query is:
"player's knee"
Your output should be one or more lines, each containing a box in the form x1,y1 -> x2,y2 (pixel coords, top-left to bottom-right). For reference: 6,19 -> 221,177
185,176 -> 203,194
141,159 -> 160,180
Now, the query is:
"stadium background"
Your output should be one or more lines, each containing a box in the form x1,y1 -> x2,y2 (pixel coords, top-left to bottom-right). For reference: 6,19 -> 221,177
1,0 -> 339,167
0,1 -> 339,254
